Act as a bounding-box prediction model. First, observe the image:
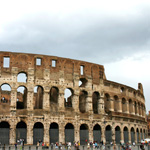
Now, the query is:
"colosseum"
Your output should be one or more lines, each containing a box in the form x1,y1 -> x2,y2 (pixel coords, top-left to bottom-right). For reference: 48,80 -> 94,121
0,51 -> 147,145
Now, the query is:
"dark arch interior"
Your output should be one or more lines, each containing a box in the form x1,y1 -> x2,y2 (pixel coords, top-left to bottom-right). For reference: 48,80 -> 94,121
124,127 -> 128,131
93,124 -> 101,130
131,128 -> 134,132
106,125 -> 111,130
80,124 -> 88,130
0,121 -> 10,128
34,122 -> 43,128
50,123 -> 58,129
65,123 -> 74,129
115,126 -> 120,131
16,121 -> 27,128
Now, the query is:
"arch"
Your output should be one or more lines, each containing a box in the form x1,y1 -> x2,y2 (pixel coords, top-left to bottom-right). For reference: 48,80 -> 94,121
93,124 -> 101,142
129,99 -> 133,114
92,92 -> 100,114
104,93 -> 110,113
64,88 -> 74,107
65,123 -> 74,144
0,83 -> 11,104
49,123 -> 59,144
115,126 -> 121,144
33,122 -> 44,145
80,124 -> 89,145
136,128 -> 139,143
122,98 -> 127,113
114,95 -> 119,112
50,87 -> 59,104
124,127 -> 129,144
79,78 -> 88,87
17,72 -> 27,83
131,127 -> 135,143
79,91 -> 88,113
17,86 -> 28,109
16,121 -> 27,143
34,86 -> 44,109
105,125 -> 112,143
0,121 -> 10,144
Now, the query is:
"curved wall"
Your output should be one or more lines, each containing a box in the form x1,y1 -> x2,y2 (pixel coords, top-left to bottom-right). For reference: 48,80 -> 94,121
0,51 -> 147,145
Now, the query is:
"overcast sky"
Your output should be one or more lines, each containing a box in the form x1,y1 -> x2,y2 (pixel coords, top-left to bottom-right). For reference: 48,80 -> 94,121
0,0 -> 150,112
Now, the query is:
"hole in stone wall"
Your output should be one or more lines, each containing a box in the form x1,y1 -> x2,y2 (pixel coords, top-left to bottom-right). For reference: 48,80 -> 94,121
16,86 -> 27,109
80,65 -> 84,75
17,72 -> 27,83
50,87 -> 59,104
3,57 -> 10,68
52,60 -> 56,67
34,86 -> 43,109
120,87 -> 124,93
0,84 -> 11,103
79,78 -> 87,87
79,90 -> 88,113
64,88 -> 73,107
36,58 -> 42,66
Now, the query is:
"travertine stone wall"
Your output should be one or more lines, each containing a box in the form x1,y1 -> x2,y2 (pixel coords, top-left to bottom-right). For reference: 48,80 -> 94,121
0,52 -> 147,145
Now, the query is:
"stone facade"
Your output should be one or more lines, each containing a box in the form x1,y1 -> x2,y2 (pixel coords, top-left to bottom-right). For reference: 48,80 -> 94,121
0,51 -> 147,145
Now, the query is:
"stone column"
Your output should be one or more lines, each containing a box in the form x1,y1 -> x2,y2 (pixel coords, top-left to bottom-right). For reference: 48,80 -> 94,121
59,122 -> 65,143
43,91 -> 50,111
10,124 -> 16,144
126,101 -> 129,114
10,88 -> 17,111
58,89 -> 64,111
44,123 -> 50,143
72,93 -> 79,112
89,124 -> 93,142
109,97 -> 114,112
132,102 -> 135,115
74,124 -> 80,142
86,92 -> 93,114
128,130 -> 131,144
118,99 -> 122,113
27,89 -> 34,110
136,105 -> 139,116
120,130 -> 124,144
98,93 -> 105,114
101,125 -> 106,144
27,122 -> 33,145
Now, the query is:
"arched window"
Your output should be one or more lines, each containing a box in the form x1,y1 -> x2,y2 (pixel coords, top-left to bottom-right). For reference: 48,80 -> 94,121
79,91 -> 88,113
115,126 -> 121,144
93,124 -> 101,142
65,123 -> 74,144
80,124 -> 89,145
64,88 -> 73,107
92,92 -> 100,114
34,86 -> 44,109
17,72 -> 27,83
104,93 -> 110,113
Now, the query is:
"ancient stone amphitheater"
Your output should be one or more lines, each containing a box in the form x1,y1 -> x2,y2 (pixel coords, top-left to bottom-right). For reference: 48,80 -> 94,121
0,51 -> 147,145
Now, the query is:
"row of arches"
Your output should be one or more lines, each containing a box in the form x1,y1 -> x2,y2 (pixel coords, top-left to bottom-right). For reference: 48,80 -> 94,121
0,83 -> 145,117
0,121 -> 147,145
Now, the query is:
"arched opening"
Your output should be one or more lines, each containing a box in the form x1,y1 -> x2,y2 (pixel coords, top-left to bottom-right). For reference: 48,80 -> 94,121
129,99 -> 133,114
114,96 -> 119,112
79,78 -> 88,87
0,84 -> 11,104
17,72 -> 27,83
104,94 -> 110,113
64,88 -> 73,107
137,128 -> 139,143
0,121 -> 10,144
139,103 -> 141,116
122,98 -> 126,113
79,91 -> 88,113
16,121 -> 27,143
93,124 -> 101,142
131,127 -> 135,143
17,86 -> 27,109
34,86 -> 44,109
80,124 -> 89,145
124,127 -> 129,144
49,123 -> 59,144
33,122 -> 44,145
144,129 -> 146,139
105,125 -> 112,143
65,123 -> 74,144
115,126 -> 121,144
92,92 -> 100,114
